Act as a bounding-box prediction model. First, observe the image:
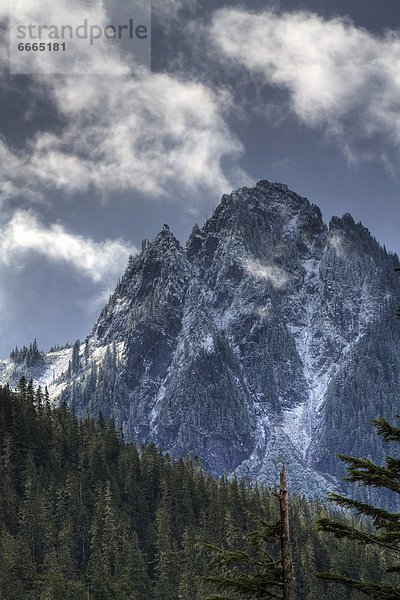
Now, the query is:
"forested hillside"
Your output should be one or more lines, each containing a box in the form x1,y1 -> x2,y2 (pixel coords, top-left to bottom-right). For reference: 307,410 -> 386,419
3,182 -> 400,499
0,381 -> 388,599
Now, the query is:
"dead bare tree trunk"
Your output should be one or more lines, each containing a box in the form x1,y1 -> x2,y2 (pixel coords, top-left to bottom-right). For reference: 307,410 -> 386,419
278,465 -> 294,600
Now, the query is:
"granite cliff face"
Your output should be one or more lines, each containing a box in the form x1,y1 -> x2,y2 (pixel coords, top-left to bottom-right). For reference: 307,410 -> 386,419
2,181 -> 400,497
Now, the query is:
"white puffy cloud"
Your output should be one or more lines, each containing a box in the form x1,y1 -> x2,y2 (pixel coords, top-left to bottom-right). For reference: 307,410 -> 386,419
0,74 -> 243,212
210,8 -> 400,167
0,72 -> 244,208
0,138 -> 46,205
244,258 -> 289,289
0,0 -> 246,210
0,210 -> 136,283
27,75 -> 243,201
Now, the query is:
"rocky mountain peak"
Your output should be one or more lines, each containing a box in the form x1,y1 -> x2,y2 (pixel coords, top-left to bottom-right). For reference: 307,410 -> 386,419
91,225 -> 191,345
2,181 -> 400,501
137,226 -> 183,266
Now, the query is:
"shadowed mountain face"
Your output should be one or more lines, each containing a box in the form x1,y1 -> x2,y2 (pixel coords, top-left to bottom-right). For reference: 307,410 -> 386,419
4,181 -> 400,497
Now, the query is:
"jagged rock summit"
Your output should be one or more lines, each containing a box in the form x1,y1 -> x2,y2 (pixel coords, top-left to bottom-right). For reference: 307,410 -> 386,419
2,180 -> 400,498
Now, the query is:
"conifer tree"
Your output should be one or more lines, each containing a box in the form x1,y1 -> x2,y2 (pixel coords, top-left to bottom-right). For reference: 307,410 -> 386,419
0,529 -> 25,599
178,527 -> 199,600
88,481 -> 121,597
317,418 -> 400,598
117,531 -> 152,599
19,453 -> 46,565
201,514 -> 283,599
0,434 -> 17,531
154,493 -> 179,600
72,340 -> 81,374
201,466 -> 294,599
40,548 -> 86,600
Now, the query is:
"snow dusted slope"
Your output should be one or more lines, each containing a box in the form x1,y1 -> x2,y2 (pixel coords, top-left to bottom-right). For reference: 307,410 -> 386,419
0,347 -> 72,401
2,181 -> 400,498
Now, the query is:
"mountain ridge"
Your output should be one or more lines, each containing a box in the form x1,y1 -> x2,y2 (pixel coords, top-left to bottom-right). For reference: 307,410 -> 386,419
1,180 -> 399,499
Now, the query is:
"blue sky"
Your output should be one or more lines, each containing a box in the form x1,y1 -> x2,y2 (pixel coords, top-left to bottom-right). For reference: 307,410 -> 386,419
0,0 -> 400,355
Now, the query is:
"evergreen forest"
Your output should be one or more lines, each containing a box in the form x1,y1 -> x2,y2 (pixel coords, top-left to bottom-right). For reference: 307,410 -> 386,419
0,379 -> 394,599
